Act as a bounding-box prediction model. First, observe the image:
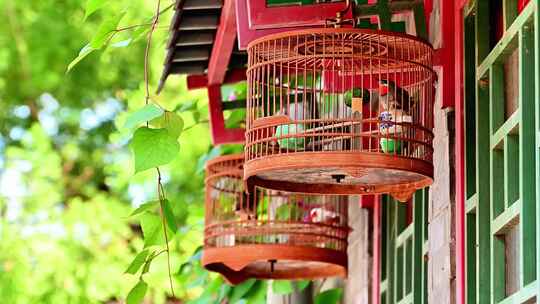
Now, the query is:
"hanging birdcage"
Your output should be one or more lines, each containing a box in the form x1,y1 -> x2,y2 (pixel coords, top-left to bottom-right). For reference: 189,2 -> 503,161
203,154 -> 349,284
245,28 -> 435,201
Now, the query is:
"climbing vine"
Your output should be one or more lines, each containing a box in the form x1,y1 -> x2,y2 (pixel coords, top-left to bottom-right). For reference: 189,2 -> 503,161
67,1 -> 344,303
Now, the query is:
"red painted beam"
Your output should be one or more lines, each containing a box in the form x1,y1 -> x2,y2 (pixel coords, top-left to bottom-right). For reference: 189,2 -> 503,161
186,74 -> 209,90
437,0 -> 456,109
207,85 -> 245,145
359,195 -> 375,209
454,0 -> 466,303
187,69 -> 247,90
207,0 -> 238,85
247,0 -> 348,30
236,0 -> 292,50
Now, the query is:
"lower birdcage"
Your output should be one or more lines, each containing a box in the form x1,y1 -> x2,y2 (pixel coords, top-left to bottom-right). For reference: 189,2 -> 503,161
203,154 -> 349,284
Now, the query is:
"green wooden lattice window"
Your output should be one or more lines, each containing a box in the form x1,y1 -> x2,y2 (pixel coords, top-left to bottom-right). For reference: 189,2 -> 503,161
380,189 -> 429,304
463,1 -> 539,303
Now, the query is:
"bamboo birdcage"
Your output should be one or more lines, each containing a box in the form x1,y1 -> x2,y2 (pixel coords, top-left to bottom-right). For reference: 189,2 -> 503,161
203,154 -> 349,284
245,28 -> 435,201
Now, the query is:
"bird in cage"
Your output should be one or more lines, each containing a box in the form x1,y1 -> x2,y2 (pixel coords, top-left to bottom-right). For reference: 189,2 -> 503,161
234,192 -> 257,221
343,87 -> 371,108
305,206 -> 342,250
274,91 -> 313,150
377,80 -> 414,154
307,207 -> 342,226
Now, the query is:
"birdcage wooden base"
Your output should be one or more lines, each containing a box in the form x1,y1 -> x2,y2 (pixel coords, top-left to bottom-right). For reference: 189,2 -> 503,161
202,244 -> 347,285
244,152 -> 432,201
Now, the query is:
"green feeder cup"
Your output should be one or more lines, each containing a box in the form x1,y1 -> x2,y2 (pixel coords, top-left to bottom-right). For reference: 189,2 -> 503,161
344,88 -> 370,107
275,124 -> 305,150
380,138 -> 401,153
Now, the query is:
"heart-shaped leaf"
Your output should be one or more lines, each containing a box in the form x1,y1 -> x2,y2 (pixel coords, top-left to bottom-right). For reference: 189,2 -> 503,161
140,213 -> 163,248
129,201 -> 158,217
176,100 -> 198,112
130,127 -> 180,173
84,0 -> 107,19
161,199 -> 177,233
150,111 -> 184,139
125,249 -> 150,274
126,280 -> 147,304
140,213 -> 175,249
90,12 -> 126,49
67,44 -> 95,72
124,104 -> 164,130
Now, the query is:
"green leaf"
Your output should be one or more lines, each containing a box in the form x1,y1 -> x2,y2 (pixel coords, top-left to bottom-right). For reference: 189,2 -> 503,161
125,249 -> 150,274
66,44 -> 95,72
194,276 -> 224,302
193,111 -> 201,123
161,199 -> 177,233
225,109 -> 246,129
189,246 -> 203,263
218,282 -> 232,302
140,212 -> 173,248
187,271 -> 208,288
196,146 -> 221,174
295,280 -> 310,292
272,280 -> 294,295
131,24 -> 151,42
111,39 -> 132,48
229,279 -> 257,303
176,100 -> 198,112
314,288 -> 343,304
90,12 -> 126,49
123,104 -> 164,130
141,255 -> 152,275
130,127 -> 180,173
129,201 -> 158,217
126,280 -> 148,304
221,144 -> 245,155
84,0 -> 107,19
150,111 -> 184,139
275,204 -> 303,221
245,281 -> 267,304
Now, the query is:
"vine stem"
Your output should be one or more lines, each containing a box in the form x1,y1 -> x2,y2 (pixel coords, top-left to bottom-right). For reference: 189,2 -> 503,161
142,0 -> 176,298
144,0 -> 161,106
157,168 -> 175,298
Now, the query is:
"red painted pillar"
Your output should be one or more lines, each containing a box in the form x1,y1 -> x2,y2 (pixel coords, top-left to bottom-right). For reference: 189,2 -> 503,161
454,0 -> 467,303
518,0 -> 531,12
371,195 -> 381,304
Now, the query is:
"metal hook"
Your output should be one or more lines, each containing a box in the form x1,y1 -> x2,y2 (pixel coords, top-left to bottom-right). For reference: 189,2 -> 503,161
338,0 -> 352,17
269,259 -> 277,272
325,0 -> 356,28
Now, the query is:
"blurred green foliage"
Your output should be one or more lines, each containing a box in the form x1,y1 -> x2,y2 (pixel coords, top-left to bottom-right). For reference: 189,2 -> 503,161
0,1 -> 342,303
0,0 -> 219,302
